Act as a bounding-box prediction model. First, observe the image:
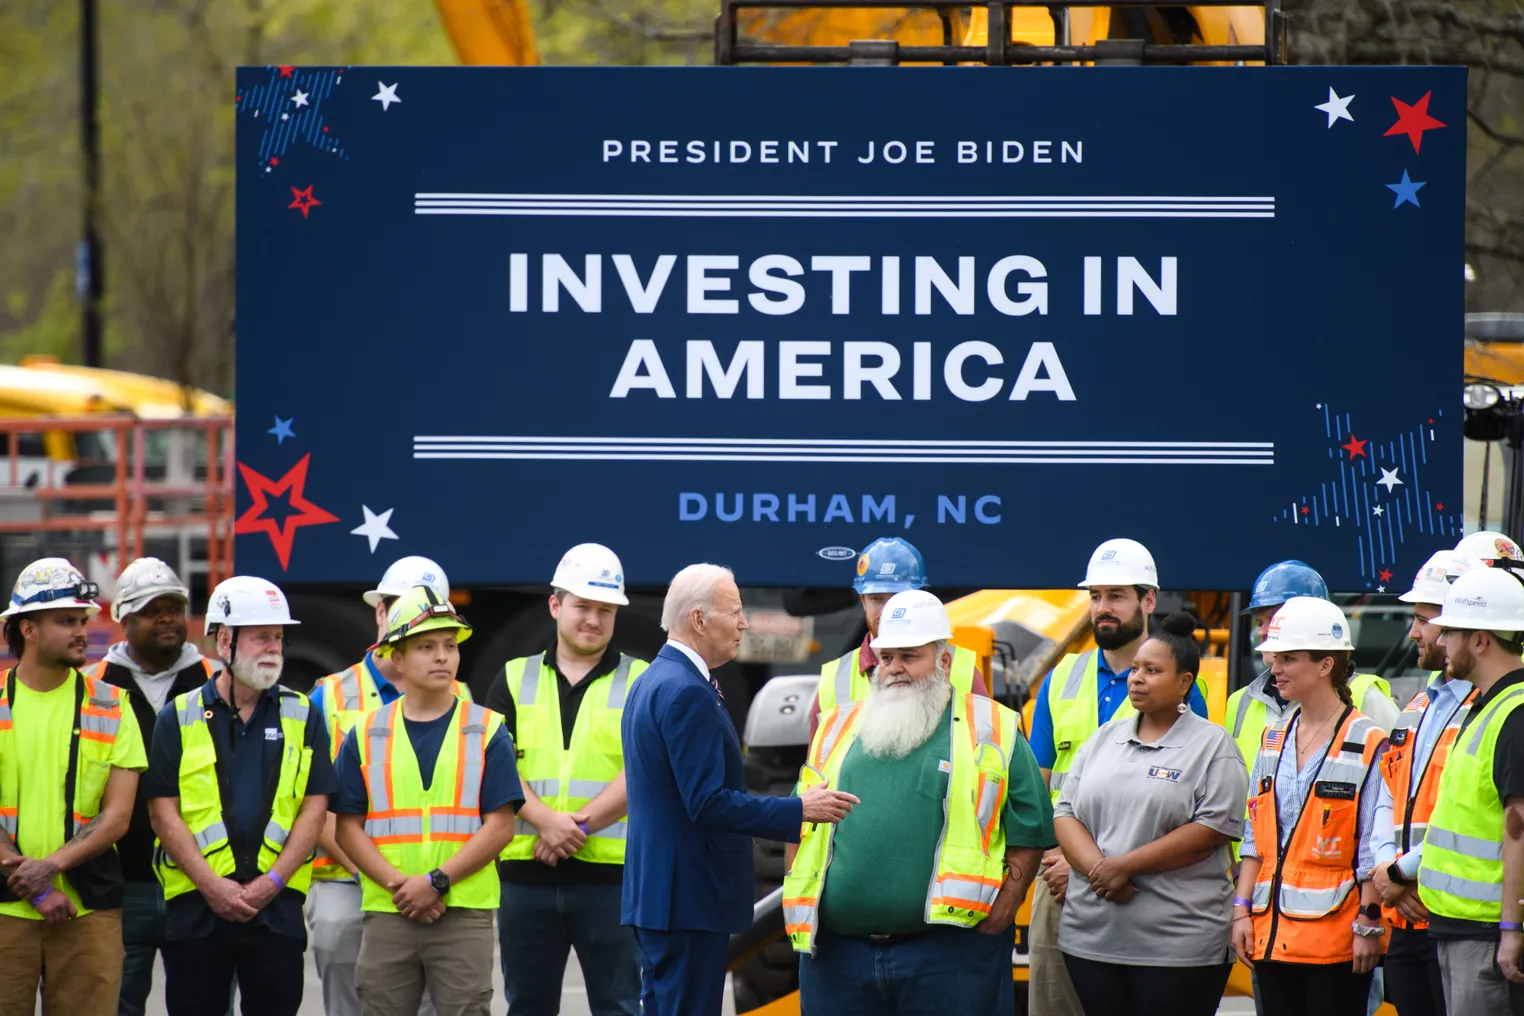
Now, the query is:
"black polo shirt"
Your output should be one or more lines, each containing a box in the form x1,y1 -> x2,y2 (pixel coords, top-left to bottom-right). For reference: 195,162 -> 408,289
484,642 -> 627,887
144,677 -> 337,942
1426,667 -> 1524,941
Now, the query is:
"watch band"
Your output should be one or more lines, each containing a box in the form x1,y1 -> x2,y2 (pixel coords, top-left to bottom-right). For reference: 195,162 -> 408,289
1387,861 -> 1410,886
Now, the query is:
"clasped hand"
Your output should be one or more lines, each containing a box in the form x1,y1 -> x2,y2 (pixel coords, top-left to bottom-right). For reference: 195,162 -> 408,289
1086,856 -> 1137,904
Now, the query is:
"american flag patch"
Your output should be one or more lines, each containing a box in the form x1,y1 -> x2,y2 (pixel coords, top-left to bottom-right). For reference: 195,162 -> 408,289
1264,729 -> 1285,750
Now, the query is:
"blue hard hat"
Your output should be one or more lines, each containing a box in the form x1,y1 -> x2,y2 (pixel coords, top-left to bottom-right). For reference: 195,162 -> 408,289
1243,560 -> 1328,613
852,538 -> 928,594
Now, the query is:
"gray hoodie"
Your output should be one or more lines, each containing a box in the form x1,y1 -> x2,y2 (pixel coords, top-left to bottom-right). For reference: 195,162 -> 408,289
101,642 -> 207,714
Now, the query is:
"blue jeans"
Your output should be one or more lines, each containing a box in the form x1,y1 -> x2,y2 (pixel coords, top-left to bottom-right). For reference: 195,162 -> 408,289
799,926 -> 1011,1016
119,881 -> 166,1016
498,882 -> 640,1016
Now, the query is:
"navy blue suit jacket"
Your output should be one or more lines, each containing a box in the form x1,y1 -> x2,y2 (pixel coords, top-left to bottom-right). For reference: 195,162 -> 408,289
621,643 -> 804,933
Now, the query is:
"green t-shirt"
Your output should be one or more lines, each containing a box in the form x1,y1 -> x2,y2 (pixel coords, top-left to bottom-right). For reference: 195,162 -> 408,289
817,703 -> 1055,936
0,674 -> 147,920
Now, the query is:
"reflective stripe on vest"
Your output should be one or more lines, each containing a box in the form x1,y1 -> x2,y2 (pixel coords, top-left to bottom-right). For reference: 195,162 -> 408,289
502,653 -> 644,864
357,698 -> 502,911
1246,709 -> 1386,963
1379,679 -> 1474,930
155,685 -> 315,901
817,646 -> 978,715
1419,684 -> 1524,922
310,660 -> 471,881
782,693 -> 1016,955
0,670 -> 123,844
1048,650 -> 1210,804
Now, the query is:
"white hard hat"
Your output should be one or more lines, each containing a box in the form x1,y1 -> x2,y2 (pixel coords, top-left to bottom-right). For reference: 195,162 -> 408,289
208,576 -> 300,628
1,558 -> 101,618
1431,567 -> 1524,633
1398,550 -> 1454,606
1254,596 -> 1355,653
870,590 -> 953,649
364,556 -> 449,608
1078,538 -> 1159,590
112,557 -> 190,622
551,543 -> 629,606
1446,531 -> 1523,581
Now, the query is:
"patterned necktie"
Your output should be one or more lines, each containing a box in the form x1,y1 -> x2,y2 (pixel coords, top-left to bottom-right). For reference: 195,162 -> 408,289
708,673 -> 725,701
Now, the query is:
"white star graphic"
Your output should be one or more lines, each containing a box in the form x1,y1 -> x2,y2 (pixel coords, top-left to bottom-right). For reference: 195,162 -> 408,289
291,89 -> 309,108
1373,505 -> 1384,516
1378,585 -> 1386,593
1377,467 -> 1404,492
350,505 -> 398,552
1315,87 -> 1355,128
372,82 -> 401,112
281,112 -> 289,120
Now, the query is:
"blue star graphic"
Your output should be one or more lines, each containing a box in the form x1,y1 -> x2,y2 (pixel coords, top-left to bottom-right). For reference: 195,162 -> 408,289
267,415 -> 296,444
1386,170 -> 1426,209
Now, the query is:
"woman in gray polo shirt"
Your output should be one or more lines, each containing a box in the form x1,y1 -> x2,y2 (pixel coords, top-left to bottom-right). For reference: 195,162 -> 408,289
1053,613 -> 1247,1016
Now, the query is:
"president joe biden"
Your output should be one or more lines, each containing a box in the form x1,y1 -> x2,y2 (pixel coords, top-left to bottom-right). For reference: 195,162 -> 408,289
621,563 -> 858,1016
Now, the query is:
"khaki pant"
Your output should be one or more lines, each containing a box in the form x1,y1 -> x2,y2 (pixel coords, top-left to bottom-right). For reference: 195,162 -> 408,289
0,908 -> 123,1016
356,908 -> 494,1016
1029,877 -> 1084,1016
1437,937 -> 1524,1016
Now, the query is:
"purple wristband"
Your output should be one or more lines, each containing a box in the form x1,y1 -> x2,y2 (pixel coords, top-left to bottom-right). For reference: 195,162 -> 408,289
576,822 -> 590,836
1502,921 -> 1523,932
1233,897 -> 1253,909
266,870 -> 285,891
29,887 -> 51,907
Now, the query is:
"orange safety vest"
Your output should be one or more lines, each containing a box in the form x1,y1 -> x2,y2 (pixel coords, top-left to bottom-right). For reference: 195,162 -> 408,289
1248,707 -> 1387,964
1377,684 -> 1476,930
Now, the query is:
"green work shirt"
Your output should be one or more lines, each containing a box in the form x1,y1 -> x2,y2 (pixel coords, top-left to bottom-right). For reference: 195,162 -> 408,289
817,703 -> 1056,936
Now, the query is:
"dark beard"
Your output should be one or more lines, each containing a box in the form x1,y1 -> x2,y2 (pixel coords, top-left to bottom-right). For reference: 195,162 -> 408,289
1417,642 -> 1447,672
1094,614 -> 1145,651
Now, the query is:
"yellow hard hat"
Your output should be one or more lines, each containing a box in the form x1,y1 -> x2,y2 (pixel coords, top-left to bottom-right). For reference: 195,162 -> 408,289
372,585 -> 472,658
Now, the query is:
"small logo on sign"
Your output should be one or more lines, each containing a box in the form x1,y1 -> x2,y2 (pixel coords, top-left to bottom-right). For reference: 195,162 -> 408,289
1147,766 -> 1182,783
818,546 -> 856,561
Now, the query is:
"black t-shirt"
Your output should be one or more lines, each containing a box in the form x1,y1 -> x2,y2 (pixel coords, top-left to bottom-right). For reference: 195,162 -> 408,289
484,644 -> 628,887
1426,668 -> 1524,940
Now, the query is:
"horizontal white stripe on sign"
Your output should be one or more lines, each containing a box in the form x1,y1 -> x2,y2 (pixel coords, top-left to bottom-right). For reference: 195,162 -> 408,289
412,192 -> 1276,220
411,436 -> 1274,466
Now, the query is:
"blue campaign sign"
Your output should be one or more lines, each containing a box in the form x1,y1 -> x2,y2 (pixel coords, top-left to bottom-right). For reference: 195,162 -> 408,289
234,65 -> 1464,593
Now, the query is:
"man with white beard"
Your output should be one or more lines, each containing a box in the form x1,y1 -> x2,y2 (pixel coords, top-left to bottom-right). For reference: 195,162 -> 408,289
783,590 -> 1054,1016
146,576 -> 337,1016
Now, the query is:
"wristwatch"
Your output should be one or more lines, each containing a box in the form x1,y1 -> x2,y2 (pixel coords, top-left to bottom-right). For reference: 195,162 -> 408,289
428,868 -> 451,897
1359,902 -> 1382,921
1386,861 -> 1410,886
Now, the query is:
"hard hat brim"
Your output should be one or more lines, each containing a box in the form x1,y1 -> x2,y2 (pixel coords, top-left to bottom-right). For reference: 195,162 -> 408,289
854,580 -> 923,595
112,585 -> 190,622
558,584 -> 629,606
1397,587 -> 1445,605
1427,611 -> 1518,632
373,618 -> 472,657
1252,635 -> 1354,653
868,631 -> 952,650
0,599 -> 101,619
1077,579 -> 1159,590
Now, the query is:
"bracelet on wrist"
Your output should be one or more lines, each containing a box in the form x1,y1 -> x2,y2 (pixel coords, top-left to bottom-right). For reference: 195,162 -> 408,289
266,870 -> 285,891
29,887 -> 51,907
1233,896 -> 1253,909
1502,921 -> 1524,932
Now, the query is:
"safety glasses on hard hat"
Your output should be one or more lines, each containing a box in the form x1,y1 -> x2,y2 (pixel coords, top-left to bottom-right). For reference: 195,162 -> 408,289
13,582 -> 100,608
382,601 -> 467,644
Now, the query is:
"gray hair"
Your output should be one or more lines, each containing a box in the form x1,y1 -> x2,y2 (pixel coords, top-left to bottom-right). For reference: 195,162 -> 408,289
661,563 -> 735,633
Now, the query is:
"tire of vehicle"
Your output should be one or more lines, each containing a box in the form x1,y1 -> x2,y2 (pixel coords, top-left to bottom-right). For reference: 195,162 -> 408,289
733,743 -> 807,1014
281,592 -> 377,693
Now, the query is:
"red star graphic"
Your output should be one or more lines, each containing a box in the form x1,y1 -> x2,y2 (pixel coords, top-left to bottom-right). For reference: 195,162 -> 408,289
1385,92 -> 1446,153
1300,506 -> 1310,515
278,66 -> 295,78
1379,568 -> 1393,583
288,184 -> 321,219
1436,502 -> 1445,511
1341,435 -> 1369,460
234,455 -> 339,570
269,156 -> 280,167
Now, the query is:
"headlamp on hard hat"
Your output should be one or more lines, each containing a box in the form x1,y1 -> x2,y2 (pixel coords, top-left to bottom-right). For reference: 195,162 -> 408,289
14,582 -> 100,609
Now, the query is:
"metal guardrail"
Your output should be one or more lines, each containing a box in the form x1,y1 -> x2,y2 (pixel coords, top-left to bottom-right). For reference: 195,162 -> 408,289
0,415 -> 236,591
729,886 -> 786,970
717,0 -> 1286,66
